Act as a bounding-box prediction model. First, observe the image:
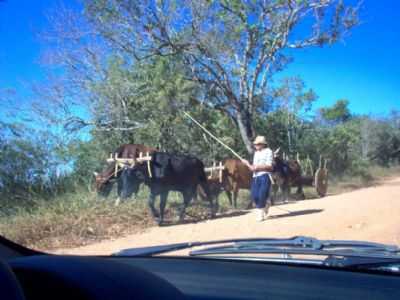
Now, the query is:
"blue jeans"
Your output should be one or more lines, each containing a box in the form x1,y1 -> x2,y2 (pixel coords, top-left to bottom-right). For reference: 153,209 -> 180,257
251,174 -> 271,209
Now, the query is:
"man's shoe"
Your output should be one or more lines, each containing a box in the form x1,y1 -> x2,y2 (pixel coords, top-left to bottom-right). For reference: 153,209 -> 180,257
255,208 -> 265,222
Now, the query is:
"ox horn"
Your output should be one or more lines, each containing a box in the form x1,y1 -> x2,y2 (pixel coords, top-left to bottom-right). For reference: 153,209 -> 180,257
274,147 -> 281,155
93,172 -> 98,176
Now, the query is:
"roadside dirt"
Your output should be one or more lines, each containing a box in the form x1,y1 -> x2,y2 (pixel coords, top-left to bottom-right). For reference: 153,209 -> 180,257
53,177 -> 400,255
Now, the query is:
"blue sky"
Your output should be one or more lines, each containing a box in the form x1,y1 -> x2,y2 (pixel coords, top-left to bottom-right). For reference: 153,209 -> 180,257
0,0 -> 52,95
0,0 -> 399,118
280,0 -> 400,115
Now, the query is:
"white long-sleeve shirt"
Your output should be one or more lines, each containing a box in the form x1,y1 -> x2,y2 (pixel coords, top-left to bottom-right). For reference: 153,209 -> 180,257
252,147 -> 273,177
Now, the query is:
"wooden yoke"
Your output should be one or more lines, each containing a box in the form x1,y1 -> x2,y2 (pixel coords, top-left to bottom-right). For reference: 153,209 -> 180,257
204,161 -> 225,183
218,161 -> 223,183
106,152 -> 152,177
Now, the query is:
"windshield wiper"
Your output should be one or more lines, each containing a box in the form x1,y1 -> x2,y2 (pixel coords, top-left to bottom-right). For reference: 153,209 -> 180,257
323,255 -> 400,269
113,236 -> 400,273
113,242 -> 201,256
113,237 -> 286,256
188,236 -> 400,272
189,236 -> 400,259
113,236 -> 400,259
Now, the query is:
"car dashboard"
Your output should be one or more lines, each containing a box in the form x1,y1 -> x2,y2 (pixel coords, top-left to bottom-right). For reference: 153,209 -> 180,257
6,254 -> 400,300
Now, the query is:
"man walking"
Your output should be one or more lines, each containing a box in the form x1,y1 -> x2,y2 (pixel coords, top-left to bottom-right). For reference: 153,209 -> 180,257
242,136 -> 274,222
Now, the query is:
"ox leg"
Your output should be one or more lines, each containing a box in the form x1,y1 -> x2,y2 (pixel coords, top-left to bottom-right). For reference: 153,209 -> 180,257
225,191 -> 233,207
212,196 -> 218,217
159,191 -> 169,225
275,184 -> 280,204
246,201 -> 253,210
246,190 -> 253,209
275,183 -> 283,204
178,191 -> 189,222
179,187 -> 197,222
233,190 -> 238,209
286,185 -> 291,202
115,179 -> 123,206
282,183 -> 290,203
208,190 -> 218,218
148,193 -> 160,221
296,185 -> 306,200
271,184 -> 278,205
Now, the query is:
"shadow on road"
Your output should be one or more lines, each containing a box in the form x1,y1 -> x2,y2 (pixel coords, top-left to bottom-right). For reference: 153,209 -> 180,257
268,208 -> 323,220
160,207 -> 322,226
160,210 -> 250,227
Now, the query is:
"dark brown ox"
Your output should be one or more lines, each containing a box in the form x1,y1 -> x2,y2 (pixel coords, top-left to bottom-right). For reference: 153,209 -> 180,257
272,155 -> 306,201
94,144 -> 156,197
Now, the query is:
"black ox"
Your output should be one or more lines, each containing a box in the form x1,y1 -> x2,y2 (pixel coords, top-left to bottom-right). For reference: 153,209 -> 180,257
119,151 -> 215,225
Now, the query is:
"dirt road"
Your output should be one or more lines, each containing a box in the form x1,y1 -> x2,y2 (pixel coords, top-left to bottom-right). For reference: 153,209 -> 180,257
54,177 -> 400,255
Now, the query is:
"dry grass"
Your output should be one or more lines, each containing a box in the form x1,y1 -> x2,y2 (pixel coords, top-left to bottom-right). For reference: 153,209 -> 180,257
327,165 -> 400,196
0,189 -> 215,251
0,192 -> 155,251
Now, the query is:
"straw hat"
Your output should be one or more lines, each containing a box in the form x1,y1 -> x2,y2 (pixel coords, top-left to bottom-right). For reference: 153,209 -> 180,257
253,135 -> 267,145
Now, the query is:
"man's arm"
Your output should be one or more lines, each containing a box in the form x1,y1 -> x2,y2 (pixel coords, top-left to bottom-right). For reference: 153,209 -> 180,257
258,148 -> 274,172
241,159 -> 253,171
252,164 -> 273,172
241,149 -> 274,172
241,160 -> 273,172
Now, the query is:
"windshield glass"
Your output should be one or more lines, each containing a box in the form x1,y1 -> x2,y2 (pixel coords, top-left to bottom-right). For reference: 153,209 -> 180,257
0,0 -> 399,260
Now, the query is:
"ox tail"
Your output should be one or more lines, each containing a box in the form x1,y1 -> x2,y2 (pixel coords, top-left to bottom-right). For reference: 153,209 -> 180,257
195,185 -> 207,202
198,166 -> 211,201
196,165 -> 208,201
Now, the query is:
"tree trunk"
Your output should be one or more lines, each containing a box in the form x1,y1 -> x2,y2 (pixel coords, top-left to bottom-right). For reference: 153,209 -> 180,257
236,110 -> 254,155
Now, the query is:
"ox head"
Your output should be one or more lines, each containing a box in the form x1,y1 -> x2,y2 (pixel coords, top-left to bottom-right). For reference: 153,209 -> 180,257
118,167 -> 145,200
271,147 -> 285,174
93,171 -> 106,189
93,171 -> 114,197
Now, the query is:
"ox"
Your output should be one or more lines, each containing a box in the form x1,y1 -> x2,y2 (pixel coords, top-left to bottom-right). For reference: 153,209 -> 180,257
201,159 -> 252,209
93,144 -> 156,198
272,155 -> 306,201
118,151 -> 215,225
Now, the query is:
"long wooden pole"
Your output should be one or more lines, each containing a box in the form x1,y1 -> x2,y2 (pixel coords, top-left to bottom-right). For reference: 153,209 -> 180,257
183,111 -> 245,161
183,112 -> 278,183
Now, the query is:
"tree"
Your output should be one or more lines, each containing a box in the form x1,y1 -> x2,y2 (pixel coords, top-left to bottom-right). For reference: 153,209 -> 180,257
371,119 -> 400,166
38,3 -> 245,159
0,122 -> 60,200
319,99 -> 352,124
82,0 -> 359,153
266,77 -> 316,154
